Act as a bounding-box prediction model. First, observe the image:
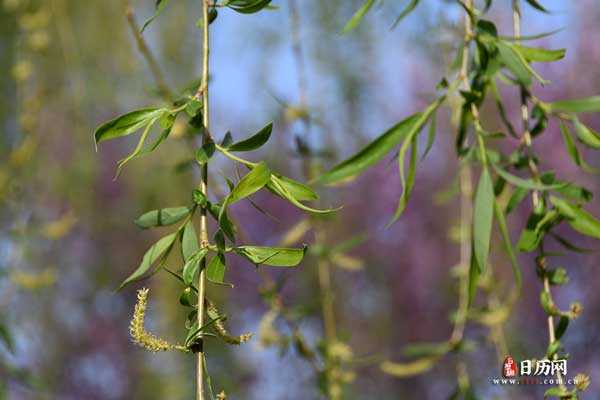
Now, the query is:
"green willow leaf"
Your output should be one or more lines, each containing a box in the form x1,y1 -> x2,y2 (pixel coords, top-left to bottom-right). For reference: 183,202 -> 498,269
517,210 -> 560,252
94,108 -> 166,145
494,199 -> 522,291
341,0 -> 375,34
505,186 -> 529,214
271,174 -> 318,201
389,97 -> 444,224
234,245 -> 307,267
182,221 -> 199,261
390,0 -> 419,29
141,0 -> 172,33
512,45 -> 565,62
574,119 -> 600,149
115,117 -> 160,177
206,253 -> 227,284
225,0 -> 272,14
421,111 -> 437,160
491,164 -> 564,191
495,40 -> 538,86
468,250 -> 480,305
389,135 -> 417,224
269,175 -> 338,214
473,168 -> 494,273
227,161 -> 271,205
524,0 -> 548,13
551,196 -> 600,239
135,207 -> 190,229
559,122 -> 600,174
500,28 -> 563,42
402,342 -> 452,358
119,233 -> 177,289
380,357 -> 439,378
183,248 -> 208,285
548,96 -> 600,113
316,113 -> 423,185
228,122 -> 273,152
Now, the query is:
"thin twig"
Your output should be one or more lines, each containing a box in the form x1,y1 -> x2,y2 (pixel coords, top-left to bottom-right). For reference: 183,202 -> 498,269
512,1 -> 562,388
196,1 -> 211,399
125,4 -> 173,101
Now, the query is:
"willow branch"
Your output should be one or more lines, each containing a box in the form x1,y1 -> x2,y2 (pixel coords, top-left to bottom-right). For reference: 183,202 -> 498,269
196,1 -> 211,399
125,4 -> 173,101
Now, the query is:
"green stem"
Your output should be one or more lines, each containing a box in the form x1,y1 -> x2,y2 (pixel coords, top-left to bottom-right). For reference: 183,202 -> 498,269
215,144 -> 257,167
196,1 -> 211,399
450,0 -> 475,346
512,1 -> 563,389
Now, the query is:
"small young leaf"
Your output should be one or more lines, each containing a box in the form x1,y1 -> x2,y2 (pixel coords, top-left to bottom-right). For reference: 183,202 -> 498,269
551,196 -> 600,239
227,161 -> 271,205
228,122 -> 273,152
135,207 -> 190,229
554,316 -> 569,340
390,0 -> 419,29
380,357 -> 439,378
270,174 -> 318,201
495,40 -> 535,86
549,96 -> 600,113
183,248 -> 208,285
341,0 -> 375,34
524,0 -> 548,13
574,119 -> 600,149
506,186 -> 529,214
513,45 -> 565,62
141,0 -> 172,32
494,199 -> 522,291
225,0 -> 272,14
473,168 -> 494,273
120,233 -> 177,289
316,112 -> 423,185
269,175 -> 338,214
491,164 -> 564,191
206,253 -> 226,284
94,108 -> 166,145
235,245 -> 307,267
559,122 -> 600,174
182,221 -> 200,262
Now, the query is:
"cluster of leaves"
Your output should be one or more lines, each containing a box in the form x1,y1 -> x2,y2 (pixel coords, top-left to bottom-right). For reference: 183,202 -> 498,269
333,0 -> 599,398
94,86 -> 336,353
141,0 -> 274,32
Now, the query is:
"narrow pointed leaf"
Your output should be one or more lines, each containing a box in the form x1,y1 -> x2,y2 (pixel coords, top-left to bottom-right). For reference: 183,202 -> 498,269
183,248 -> 208,285
228,122 -> 273,152
491,164 -> 564,191
551,196 -> 600,239
317,113 -> 423,185
206,253 -> 227,283
390,0 -> 419,29
120,233 -> 177,289
473,168 -> 494,273
227,161 -> 271,205
341,0 -> 375,34
513,45 -> 565,62
548,96 -> 600,113
135,207 -> 190,229
235,245 -> 307,267
574,119 -> 600,149
94,108 -> 165,144
182,221 -> 200,261
524,0 -> 548,13
494,199 -> 522,291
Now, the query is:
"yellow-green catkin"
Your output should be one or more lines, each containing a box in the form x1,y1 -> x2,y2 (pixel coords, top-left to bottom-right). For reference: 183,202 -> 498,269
129,288 -> 187,352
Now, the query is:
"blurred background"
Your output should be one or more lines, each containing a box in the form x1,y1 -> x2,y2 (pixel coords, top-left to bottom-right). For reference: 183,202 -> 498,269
1,0 -> 599,398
